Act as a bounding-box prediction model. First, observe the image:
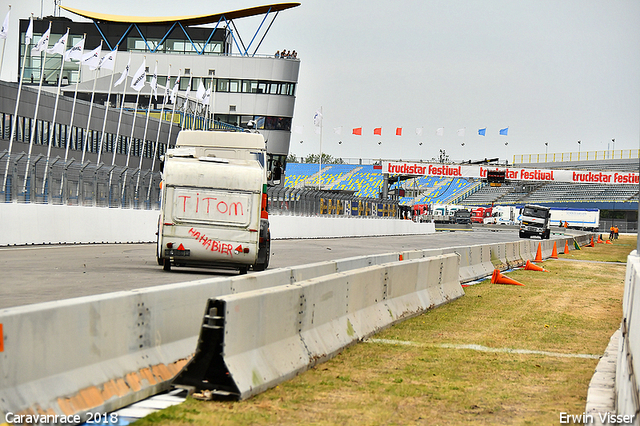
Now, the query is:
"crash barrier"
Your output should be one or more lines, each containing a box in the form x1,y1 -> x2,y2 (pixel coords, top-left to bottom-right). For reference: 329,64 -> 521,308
0,250 -> 426,422
0,203 -> 435,246
614,250 -> 640,419
0,232 -> 594,421
172,254 -> 462,400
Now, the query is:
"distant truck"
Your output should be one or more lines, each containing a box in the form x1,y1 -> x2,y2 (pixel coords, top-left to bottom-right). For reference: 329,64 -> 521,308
519,204 -> 551,239
549,208 -> 600,231
485,206 -> 519,225
454,209 -> 472,225
420,204 -> 466,224
471,207 -> 492,224
156,130 -> 271,274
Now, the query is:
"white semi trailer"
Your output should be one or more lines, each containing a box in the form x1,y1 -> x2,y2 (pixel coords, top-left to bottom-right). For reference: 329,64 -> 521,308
549,208 -> 600,231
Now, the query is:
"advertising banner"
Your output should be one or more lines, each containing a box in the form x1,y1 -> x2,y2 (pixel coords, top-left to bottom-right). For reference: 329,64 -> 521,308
382,161 -> 639,185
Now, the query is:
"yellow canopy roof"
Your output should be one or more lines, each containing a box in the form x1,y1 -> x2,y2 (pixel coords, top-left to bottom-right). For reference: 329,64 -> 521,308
60,3 -> 300,26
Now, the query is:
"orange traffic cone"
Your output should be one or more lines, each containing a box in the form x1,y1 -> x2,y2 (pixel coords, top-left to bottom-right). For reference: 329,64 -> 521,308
525,259 -> 549,272
606,240 -> 613,245
491,269 -> 525,286
589,236 -> 595,247
534,243 -> 543,262
563,240 -> 570,254
550,241 -> 558,259
597,234 -> 604,244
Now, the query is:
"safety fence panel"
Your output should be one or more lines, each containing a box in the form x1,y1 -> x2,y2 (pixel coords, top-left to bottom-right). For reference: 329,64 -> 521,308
0,150 -> 161,209
172,254 -> 462,400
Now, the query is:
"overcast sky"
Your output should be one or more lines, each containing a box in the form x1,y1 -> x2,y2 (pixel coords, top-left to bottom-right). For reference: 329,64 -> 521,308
1,0 -> 639,164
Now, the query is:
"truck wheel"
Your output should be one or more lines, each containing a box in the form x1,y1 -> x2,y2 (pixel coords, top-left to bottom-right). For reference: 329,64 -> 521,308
545,230 -> 551,239
519,231 -> 526,238
254,230 -> 271,272
239,266 -> 248,275
163,258 -> 171,271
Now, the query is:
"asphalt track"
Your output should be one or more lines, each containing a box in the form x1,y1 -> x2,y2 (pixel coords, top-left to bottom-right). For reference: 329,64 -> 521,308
0,228 -> 562,309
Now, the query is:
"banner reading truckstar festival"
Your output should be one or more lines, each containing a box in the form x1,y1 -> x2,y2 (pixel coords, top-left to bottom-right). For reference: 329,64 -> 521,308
382,161 -> 639,185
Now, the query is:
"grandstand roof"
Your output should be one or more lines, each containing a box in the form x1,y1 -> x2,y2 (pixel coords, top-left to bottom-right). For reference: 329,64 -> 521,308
60,3 -> 300,26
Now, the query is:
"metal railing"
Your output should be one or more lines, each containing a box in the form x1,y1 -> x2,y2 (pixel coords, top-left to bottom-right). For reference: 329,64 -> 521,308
0,150 -> 161,209
514,149 -> 640,165
267,186 -> 399,218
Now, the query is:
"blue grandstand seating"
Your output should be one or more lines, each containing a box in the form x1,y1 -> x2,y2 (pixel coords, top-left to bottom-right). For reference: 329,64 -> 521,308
283,163 -> 476,202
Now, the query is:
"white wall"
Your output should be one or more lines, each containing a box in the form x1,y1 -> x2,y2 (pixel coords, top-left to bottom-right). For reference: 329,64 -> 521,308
0,204 -> 435,246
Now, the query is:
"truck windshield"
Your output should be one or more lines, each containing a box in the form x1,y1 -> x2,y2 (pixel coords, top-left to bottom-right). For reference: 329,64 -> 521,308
523,207 -> 548,218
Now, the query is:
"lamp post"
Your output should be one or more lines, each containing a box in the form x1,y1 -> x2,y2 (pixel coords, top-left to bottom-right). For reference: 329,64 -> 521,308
577,140 -> 581,158
545,142 -> 548,158
612,138 -> 615,159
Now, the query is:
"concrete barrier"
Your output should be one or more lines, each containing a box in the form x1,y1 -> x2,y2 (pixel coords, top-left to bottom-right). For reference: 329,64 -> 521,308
0,247 -> 451,422
0,233 -> 593,421
268,215 -> 436,239
614,251 -> 640,420
489,243 -> 509,270
0,203 -> 159,246
441,245 -> 494,283
172,254 -> 462,400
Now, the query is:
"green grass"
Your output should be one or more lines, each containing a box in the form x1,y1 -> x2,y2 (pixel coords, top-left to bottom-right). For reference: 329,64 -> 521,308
133,236 -> 635,426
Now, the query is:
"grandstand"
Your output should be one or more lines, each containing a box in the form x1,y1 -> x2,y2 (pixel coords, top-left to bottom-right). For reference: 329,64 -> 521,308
284,163 -> 478,204
283,155 -> 639,231
462,158 -> 639,209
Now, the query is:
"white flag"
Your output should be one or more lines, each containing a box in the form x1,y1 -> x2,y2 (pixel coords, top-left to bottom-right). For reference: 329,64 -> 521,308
0,9 -> 10,40
25,16 -> 33,45
82,44 -> 102,70
170,74 -> 180,104
46,30 -> 68,55
457,128 -> 466,137
196,79 -> 206,101
114,57 -> 130,87
31,25 -> 51,53
313,110 -> 323,127
64,37 -> 84,62
150,63 -> 158,100
97,49 -> 117,70
184,75 -> 192,102
294,125 -> 303,135
436,127 -> 444,136
334,126 -> 342,135
130,59 -> 146,92
204,87 -> 211,105
416,127 -> 423,136
163,67 -> 171,100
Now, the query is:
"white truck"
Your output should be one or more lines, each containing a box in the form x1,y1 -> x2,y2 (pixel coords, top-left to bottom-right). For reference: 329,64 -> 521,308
519,204 -> 551,239
156,130 -> 270,274
484,206 -> 519,225
549,208 -> 600,231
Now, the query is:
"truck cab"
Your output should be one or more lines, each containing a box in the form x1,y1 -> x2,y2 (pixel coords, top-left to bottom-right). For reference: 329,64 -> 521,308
157,130 -> 270,274
454,209 -> 472,225
519,204 -> 551,239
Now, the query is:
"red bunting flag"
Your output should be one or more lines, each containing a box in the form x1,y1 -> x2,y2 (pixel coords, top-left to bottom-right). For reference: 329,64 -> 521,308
374,128 -> 382,135
396,128 -> 402,136
352,127 -> 362,135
